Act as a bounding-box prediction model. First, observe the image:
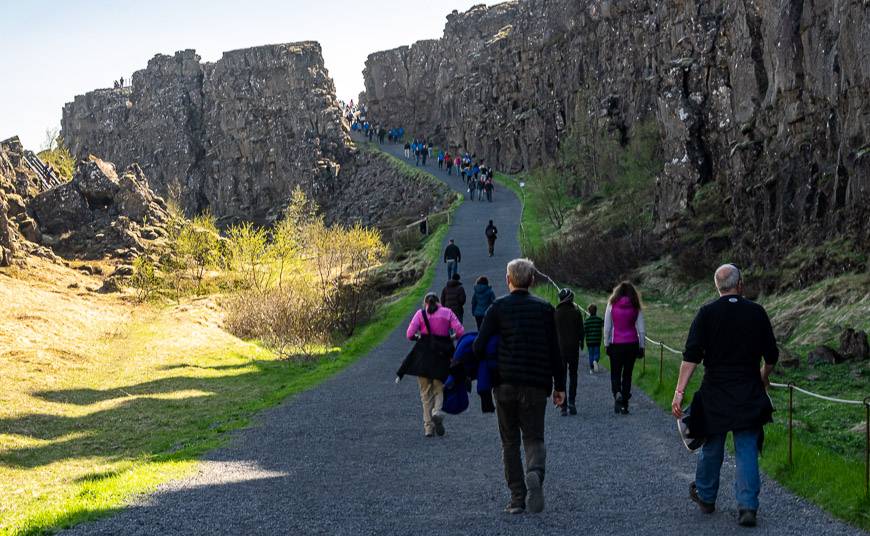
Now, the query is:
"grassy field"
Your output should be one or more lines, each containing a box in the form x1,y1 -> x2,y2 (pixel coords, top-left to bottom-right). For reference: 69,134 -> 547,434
504,169 -> 870,530
0,220 -> 451,535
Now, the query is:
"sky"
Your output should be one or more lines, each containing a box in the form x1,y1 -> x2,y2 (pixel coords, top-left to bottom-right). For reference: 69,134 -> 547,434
0,0 -> 491,150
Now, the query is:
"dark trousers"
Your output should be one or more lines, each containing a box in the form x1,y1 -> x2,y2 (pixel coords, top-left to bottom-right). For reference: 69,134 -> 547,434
494,384 -> 548,506
563,352 -> 579,405
609,343 -> 639,400
474,315 -> 484,330
487,237 -> 496,256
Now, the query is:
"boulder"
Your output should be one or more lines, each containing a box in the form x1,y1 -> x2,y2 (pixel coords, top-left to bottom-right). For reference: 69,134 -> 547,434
777,346 -> 801,369
839,328 -> 869,361
77,157 -> 121,207
30,182 -> 91,234
807,346 -> 844,367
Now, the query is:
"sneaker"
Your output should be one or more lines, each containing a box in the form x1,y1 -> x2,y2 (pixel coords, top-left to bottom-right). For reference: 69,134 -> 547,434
593,361 -> 601,373
504,503 -> 525,515
689,483 -> 716,514
432,411 -> 446,436
589,368 -> 594,375
525,472 -> 544,514
620,400 -> 630,415
614,393 -> 623,414
424,432 -> 434,438
568,404 -> 577,415
738,509 -> 757,527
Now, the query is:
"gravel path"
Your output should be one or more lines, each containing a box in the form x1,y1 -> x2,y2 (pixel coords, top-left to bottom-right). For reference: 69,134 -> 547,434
67,141 -> 866,535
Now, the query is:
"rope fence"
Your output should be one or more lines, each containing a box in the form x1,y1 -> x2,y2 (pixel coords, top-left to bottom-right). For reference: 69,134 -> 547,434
522,187 -> 869,496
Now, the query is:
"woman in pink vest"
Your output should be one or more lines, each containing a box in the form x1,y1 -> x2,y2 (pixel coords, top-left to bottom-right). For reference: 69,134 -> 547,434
404,293 -> 465,437
604,281 -> 646,414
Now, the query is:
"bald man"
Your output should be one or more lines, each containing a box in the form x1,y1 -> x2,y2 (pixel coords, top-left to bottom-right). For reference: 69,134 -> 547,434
672,264 -> 779,527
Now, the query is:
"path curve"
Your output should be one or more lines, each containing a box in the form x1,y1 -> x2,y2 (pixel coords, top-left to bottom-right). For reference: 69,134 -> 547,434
67,140 -> 866,535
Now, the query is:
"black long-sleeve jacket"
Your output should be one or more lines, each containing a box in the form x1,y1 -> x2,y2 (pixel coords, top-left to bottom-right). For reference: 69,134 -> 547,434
473,289 -> 566,393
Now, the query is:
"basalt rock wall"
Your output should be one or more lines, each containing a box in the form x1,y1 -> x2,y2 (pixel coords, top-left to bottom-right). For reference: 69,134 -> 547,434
62,42 -> 351,225
363,0 -> 870,265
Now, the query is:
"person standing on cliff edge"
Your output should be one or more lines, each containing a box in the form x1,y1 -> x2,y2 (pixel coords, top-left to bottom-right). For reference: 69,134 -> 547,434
473,258 -> 566,515
672,264 -> 778,528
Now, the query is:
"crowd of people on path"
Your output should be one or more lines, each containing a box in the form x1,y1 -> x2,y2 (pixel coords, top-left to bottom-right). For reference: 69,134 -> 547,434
400,246 -> 778,527
371,119 -> 776,527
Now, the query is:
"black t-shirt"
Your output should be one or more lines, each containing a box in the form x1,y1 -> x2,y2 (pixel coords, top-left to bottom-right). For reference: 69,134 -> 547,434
683,295 -> 779,434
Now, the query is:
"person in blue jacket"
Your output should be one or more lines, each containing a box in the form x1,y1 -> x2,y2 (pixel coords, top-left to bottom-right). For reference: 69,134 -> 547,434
471,276 -> 496,330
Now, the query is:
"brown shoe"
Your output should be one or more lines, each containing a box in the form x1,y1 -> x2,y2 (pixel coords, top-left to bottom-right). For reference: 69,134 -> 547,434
690,483 -> 715,514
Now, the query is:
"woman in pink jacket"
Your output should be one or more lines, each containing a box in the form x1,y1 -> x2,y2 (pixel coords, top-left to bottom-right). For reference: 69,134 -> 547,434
405,293 -> 465,437
604,281 -> 646,414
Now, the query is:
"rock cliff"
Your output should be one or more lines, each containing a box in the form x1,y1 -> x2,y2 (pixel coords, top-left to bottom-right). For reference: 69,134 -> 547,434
363,0 -> 870,265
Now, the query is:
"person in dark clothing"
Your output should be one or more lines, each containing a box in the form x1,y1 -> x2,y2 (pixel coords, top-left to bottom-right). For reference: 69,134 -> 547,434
443,239 -> 461,280
554,288 -> 584,416
440,273 -> 467,323
672,264 -> 778,528
484,176 -> 495,202
419,213 -> 428,236
485,220 -> 498,257
473,258 -> 566,515
471,276 -> 496,329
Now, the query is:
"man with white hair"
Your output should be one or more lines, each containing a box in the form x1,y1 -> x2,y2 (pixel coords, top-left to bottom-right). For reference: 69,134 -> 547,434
473,258 -> 566,515
672,264 -> 779,527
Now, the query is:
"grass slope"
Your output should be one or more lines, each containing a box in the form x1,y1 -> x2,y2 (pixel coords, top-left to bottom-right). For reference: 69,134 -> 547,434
1,221 -> 451,535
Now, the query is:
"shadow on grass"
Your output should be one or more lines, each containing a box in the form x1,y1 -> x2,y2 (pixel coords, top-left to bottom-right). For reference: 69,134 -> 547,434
0,358 -> 321,470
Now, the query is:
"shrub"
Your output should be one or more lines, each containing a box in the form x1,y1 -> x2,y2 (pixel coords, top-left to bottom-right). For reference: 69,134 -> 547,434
130,256 -> 160,301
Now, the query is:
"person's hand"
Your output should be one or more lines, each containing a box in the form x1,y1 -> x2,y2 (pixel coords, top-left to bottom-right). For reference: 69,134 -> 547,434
760,367 -> 771,390
552,391 -> 566,407
671,391 -> 684,419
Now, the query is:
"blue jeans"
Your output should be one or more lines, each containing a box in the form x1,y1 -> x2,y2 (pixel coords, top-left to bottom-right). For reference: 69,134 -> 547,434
695,428 -> 761,510
587,346 -> 600,368
446,259 -> 458,280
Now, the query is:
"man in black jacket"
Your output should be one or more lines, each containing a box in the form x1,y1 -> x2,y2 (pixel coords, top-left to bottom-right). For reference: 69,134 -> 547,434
554,288 -> 584,416
443,239 -> 461,280
672,264 -> 778,528
473,258 -> 566,515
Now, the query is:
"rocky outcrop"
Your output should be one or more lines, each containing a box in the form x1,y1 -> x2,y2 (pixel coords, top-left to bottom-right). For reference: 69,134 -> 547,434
30,156 -> 170,259
362,0 -> 870,265
320,149 -> 453,228
62,42 -> 351,225
0,137 -> 57,265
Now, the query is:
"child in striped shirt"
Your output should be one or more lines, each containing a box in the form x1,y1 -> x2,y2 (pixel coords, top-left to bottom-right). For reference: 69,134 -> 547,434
584,304 -> 604,373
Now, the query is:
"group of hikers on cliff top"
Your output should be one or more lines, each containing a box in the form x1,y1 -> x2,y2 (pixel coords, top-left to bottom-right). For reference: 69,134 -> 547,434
400,253 -> 778,528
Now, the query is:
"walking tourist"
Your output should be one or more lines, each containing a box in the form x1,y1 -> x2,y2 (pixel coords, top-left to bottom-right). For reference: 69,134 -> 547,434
554,288 -> 584,416
440,273 -> 467,323
485,220 -> 498,257
443,239 -> 461,280
672,264 -> 778,527
473,258 -> 566,515
471,276 -> 496,330
584,304 -> 603,373
402,293 -> 464,437
604,281 -> 645,415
